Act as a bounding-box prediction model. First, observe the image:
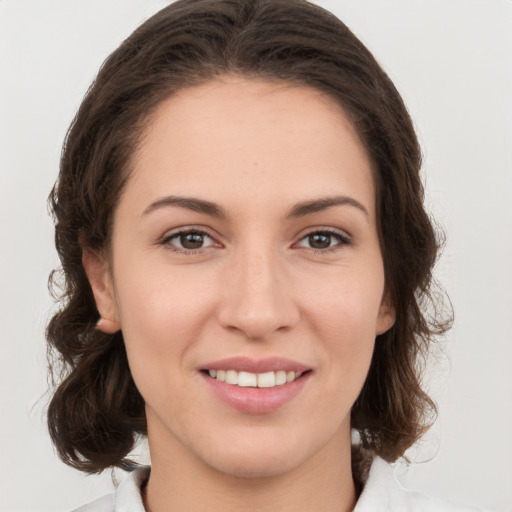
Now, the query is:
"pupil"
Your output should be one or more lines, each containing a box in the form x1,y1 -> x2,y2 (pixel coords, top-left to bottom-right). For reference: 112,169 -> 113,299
180,233 -> 204,249
309,233 -> 331,249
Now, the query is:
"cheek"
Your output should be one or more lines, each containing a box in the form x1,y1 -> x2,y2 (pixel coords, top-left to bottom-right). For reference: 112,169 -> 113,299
111,264 -> 223,423
319,297 -> 378,373
303,266 -> 384,379
305,264 -> 385,334
112,261 -> 218,370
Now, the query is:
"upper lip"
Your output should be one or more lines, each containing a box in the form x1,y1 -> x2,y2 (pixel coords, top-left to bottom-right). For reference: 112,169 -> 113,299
201,356 -> 311,374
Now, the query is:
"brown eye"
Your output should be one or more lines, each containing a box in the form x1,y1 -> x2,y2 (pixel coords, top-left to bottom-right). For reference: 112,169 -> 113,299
308,233 -> 332,249
297,230 -> 351,251
180,232 -> 206,249
163,230 -> 216,252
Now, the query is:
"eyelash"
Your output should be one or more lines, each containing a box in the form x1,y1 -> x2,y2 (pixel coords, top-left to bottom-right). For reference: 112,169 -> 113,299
296,228 -> 352,253
159,229 -> 217,255
159,228 -> 352,255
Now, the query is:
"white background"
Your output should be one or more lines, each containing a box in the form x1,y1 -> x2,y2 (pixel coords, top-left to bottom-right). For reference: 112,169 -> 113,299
1,1 -> 511,511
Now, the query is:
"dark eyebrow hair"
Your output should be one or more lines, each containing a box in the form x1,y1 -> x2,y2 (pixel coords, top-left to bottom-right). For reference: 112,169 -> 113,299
142,196 -> 227,218
142,194 -> 368,220
287,196 -> 369,219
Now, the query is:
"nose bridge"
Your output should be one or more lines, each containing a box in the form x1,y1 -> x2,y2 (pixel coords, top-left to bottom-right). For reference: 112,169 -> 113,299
218,239 -> 298,339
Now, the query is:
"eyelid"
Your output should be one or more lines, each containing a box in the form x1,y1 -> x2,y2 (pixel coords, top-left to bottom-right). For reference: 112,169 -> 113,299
159,226 -> 222,253
157,225 -> 352,254
293,227 -> 353,251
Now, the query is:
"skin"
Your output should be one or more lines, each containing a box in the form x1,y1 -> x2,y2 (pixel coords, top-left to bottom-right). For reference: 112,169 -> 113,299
84,77 -> 395,512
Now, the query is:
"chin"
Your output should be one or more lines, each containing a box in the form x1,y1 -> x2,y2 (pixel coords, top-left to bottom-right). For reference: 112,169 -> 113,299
195,427 -> 323,479
207,448 -> 306,479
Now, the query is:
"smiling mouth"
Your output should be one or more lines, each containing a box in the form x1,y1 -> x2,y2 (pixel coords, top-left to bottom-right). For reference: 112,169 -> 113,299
201,361 -> 313,413
203,369 -> 310,388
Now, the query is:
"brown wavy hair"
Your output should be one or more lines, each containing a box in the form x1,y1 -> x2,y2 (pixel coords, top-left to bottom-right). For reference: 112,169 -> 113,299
47,0 -> 450,474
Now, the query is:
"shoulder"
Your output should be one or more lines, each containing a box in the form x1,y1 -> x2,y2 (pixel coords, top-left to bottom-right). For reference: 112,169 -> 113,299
71,466 -> 150,512
355,457 -> 483,512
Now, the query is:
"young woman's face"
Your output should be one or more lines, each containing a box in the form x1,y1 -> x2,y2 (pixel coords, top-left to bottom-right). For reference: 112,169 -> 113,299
87,77 -> 394,478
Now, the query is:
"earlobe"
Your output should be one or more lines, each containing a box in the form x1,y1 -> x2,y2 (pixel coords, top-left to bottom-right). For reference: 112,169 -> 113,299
376,299 -> 395,335
82,250 -> 121,334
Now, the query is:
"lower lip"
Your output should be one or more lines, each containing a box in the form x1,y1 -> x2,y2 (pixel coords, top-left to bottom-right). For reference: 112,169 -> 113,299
201,372 -> 311,414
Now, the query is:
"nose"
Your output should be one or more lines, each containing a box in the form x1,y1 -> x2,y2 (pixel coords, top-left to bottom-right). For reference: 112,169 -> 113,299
217,246 -> 300,341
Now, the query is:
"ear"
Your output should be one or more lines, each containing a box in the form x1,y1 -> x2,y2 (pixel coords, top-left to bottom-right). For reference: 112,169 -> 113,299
376,294 -> 395,336
82,250 -> 121,334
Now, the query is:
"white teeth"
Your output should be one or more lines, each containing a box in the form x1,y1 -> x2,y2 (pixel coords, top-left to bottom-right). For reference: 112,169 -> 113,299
225,370 -> 238,385
238,371 -> 257,387
257,371 -> 275,388
275,370 -> 287,385
208,369 -> 301,388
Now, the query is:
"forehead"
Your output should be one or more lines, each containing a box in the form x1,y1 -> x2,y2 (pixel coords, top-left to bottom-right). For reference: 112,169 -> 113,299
125,77 -> 376,218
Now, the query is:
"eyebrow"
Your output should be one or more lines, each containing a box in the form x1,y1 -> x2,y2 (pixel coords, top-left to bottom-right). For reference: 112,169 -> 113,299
142,194 -> 368,220
142,196 -> 228,218
287,196 -> 369,219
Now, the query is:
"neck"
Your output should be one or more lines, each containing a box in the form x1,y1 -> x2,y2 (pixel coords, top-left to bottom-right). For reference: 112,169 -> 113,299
144,427 -> 356,512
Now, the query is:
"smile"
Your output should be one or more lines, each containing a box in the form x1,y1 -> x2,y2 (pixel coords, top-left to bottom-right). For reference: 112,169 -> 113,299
207,369 -> 302,388
200,358 -> 313,414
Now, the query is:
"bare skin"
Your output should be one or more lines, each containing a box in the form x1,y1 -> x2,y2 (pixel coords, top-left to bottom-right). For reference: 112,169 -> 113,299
84,76 -> 394,512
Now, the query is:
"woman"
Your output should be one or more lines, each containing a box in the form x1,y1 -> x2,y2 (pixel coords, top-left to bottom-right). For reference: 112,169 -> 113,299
46,0 -> 477,510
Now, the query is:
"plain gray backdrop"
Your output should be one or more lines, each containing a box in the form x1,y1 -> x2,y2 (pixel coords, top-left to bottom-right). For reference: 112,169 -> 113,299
1,1 -> 511,511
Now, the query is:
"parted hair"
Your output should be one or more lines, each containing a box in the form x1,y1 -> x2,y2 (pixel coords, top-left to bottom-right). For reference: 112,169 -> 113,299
47,0 -> 450,474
